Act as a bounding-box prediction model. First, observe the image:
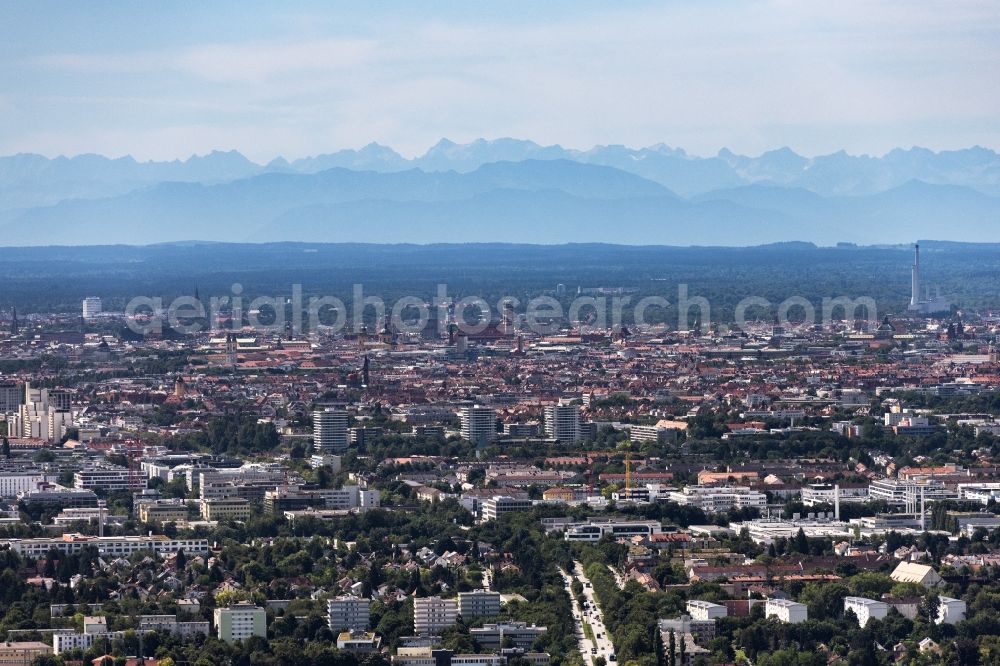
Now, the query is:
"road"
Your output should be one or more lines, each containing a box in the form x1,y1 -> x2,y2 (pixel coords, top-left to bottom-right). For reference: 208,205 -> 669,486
560,561 -> 616,666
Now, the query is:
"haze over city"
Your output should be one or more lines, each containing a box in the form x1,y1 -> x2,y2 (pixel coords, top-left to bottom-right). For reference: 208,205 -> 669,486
3,3 -> 1000,666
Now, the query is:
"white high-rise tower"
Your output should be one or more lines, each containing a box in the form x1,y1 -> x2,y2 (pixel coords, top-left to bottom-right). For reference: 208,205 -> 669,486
909,244 -> 920,308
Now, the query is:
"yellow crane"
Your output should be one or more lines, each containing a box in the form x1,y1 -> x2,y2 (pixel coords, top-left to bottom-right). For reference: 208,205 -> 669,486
625,452 -> 632,493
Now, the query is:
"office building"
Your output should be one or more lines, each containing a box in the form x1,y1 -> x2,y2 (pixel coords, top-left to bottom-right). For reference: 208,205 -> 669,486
0,468 -> 47,497
481,496 -> 532,522
328,596 -> 371,633
413,597 -> 459,635
470,623 -> 547,650
544,403 -> 581,443
665,486 -> 767,513
391,648 -> 550,666
458,590 -> 501,618
314,409 -> 349,452
200,497 -> 252,522
74,465 -> 147,492
461,406 -> 497,447
214,603 -> 266,643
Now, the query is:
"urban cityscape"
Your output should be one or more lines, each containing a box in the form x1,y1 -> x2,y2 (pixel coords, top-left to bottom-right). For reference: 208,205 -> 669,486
2,3 -> 1000,666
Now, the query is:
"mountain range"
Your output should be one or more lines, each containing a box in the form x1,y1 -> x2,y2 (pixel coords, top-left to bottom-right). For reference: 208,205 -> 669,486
1,139 -> 999,246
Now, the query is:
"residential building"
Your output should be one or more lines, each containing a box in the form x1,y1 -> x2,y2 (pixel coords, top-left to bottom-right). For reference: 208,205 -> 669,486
0,641 -> 52,666
461,406 -> 497,447
328,596 -> 371,633
658,616 -> 716,646
82,297 -> 102,320
314,408 -> 349,452
458,590 -> 501,618
413,596 -> 459,635
214,603 -> 266,643
544,403 -> 581,443
686,600 -> 727,621
843,597 -> 888,627
765,599 -> 807,624
936,596 -> 967,625
0,382 -> 22,413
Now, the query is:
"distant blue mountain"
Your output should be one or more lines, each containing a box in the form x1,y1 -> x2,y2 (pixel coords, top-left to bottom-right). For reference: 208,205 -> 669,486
2,140 -> 1000,246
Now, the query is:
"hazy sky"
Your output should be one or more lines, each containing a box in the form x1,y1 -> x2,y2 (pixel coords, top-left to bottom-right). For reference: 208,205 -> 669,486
3,1 -> 999,161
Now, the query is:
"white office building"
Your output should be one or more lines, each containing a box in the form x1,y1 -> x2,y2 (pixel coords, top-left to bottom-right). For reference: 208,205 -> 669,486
665,486 -> 767,513
314,409 -> 349,452
82,297 -> 102,321
461,406 -> 497,447
481,496 -> 533,522
75,465 -> 147,492
0,469 -> 48,497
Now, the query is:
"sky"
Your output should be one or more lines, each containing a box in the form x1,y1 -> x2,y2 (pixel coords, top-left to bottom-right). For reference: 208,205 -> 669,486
2,1 -> 999,162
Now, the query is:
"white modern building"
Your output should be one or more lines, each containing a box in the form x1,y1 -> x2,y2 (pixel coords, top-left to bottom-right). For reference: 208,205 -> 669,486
82,297 -> 102,321
665,486 -> 767,513
2,534 -> 210,558
458,590 -> 502,618
328,596 -> 371,633
544,403 -> 581,443
413,597 -> 459,635
214,603 -> 267,643
844,597 -> 888,627
936,596 -> 967,625
0,469 -> 48,497
765,599 -> 807,624
481,496 -> 532,522
563,519 -> 663,542
314,409 -> 349,452
74,465 -> 147,492
461,406 -> 497,447
686,600 -> 727,621
9,384 -> 73,442
470,622 -> 547,650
